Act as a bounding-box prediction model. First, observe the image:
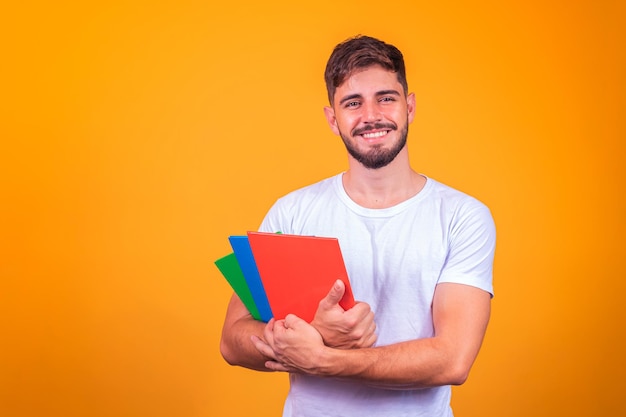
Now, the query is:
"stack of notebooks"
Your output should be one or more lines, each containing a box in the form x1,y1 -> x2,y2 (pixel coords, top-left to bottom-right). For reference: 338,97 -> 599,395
215,231 -> 355,323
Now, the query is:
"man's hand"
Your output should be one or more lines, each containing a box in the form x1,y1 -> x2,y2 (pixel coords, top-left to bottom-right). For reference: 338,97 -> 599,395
311,280 -> 377,349
251,315 -> 328,373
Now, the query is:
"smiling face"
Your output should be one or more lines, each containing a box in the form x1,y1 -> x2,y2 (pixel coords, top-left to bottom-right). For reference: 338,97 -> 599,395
324,65 -> 416,170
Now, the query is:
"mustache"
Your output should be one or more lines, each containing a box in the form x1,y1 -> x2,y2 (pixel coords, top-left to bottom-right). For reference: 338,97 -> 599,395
352,123 -> 397,136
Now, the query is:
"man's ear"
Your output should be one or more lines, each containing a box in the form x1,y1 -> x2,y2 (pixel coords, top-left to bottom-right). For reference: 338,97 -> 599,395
407,92 -> 416,124
323,106 -> 340,136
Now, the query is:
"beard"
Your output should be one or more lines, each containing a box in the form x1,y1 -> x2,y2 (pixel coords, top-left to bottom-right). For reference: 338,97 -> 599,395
339,122 -> 408,169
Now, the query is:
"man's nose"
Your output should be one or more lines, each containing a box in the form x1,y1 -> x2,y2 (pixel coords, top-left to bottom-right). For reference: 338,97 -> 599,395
362,102 -> 382,122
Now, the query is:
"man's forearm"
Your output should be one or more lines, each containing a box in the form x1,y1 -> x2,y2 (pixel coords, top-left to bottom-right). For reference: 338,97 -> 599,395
220,295 -> 275,372
316,337 -> 472,389
254,284 -> 491,388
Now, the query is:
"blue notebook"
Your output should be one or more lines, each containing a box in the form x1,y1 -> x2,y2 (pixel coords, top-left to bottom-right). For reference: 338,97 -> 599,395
228,235 -> 273,322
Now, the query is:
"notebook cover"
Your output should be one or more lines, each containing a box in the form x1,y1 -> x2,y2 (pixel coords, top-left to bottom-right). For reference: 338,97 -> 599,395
228,235 -> 273,322
247,231 -> 355,323
214,252 -> 261,320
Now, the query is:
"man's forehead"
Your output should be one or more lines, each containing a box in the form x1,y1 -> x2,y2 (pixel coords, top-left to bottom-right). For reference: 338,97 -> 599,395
335,69 -> 402,99
337,66 -> 401,91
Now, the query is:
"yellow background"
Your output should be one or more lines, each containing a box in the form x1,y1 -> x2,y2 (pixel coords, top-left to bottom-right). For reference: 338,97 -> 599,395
1,1 -> 624,416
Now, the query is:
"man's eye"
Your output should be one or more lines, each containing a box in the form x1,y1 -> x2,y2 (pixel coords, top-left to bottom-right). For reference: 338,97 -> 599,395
346,101 -> 360,108
380,96 -> 395,102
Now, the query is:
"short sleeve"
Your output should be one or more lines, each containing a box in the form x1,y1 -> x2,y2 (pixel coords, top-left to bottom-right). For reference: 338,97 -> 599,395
437,201 -> 496,297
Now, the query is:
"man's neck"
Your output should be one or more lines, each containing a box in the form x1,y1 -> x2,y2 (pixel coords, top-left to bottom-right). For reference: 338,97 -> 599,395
342,151 -> 426,209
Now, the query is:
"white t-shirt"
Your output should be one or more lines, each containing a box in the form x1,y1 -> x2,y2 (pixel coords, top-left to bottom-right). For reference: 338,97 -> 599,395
259,173 -> 496,417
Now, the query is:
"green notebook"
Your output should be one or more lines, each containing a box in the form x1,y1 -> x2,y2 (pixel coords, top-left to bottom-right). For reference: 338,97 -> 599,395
214,252 -> 261,320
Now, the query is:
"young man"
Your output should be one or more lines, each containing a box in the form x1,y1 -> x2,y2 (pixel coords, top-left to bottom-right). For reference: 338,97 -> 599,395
220,35 -> 496,417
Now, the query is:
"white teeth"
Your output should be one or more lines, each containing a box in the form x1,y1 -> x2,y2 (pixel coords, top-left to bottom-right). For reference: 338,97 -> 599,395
362,131 -> 387,139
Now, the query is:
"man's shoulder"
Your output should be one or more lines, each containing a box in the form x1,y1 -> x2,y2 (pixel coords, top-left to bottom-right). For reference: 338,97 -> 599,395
277,173 -> 341,203
259,174 -> 343,233
424,177 -> 492,214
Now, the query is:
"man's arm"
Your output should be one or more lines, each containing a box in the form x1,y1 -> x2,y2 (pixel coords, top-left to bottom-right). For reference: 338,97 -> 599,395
220,294 -> 272,371
252,282 -> 491,388
220,282 -> 378,370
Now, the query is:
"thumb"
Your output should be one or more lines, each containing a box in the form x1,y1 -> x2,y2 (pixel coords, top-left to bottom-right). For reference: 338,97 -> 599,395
284,313 -> 305,329
319,279 -> 345,309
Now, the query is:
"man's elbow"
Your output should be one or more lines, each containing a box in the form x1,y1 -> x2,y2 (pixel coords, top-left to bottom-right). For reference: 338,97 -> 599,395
219,337 -> 237,366
446,369 -> 470,386
444,360 -> 473,386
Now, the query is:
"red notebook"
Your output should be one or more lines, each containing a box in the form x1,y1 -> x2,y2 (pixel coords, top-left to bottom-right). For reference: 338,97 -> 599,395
246,231 -> 355,322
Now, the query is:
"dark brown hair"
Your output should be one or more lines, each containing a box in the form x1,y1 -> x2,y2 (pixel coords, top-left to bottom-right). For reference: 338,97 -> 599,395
324,35 -> 408,105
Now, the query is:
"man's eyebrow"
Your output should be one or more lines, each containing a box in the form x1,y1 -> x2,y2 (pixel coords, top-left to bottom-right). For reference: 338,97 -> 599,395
338,94 -> 363,106
376,89 -> 402,97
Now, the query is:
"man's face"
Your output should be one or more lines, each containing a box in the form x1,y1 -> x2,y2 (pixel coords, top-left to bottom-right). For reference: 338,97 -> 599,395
324,65 -> 415,169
